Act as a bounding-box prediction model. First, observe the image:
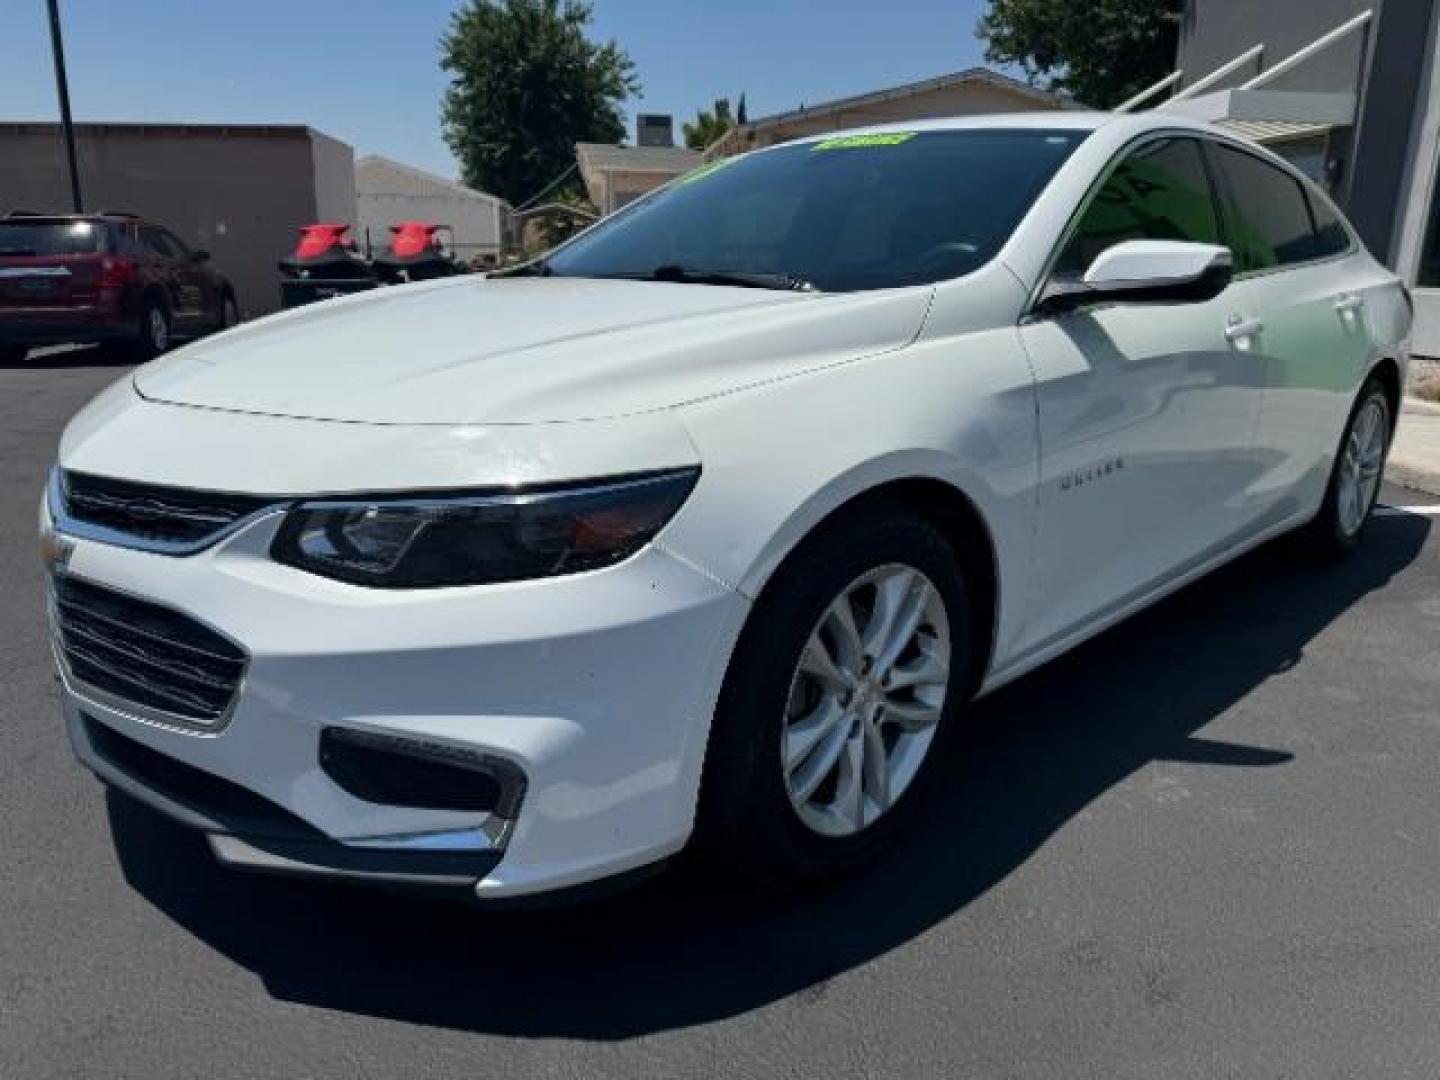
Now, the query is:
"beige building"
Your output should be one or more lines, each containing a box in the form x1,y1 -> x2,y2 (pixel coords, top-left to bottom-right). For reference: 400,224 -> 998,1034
706,68 -> 1073,159
575,142 -> 703,215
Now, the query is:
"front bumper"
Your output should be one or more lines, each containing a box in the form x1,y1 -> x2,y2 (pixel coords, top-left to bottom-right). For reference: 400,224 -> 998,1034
48,504 -> 748,900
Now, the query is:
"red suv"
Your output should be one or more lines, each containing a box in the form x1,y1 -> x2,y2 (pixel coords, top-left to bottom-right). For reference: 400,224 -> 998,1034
0,211 -> 239,363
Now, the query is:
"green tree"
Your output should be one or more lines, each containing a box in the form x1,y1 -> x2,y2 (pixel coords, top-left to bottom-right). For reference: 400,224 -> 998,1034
683,98 -> 737,151
441,0 -> 640,204
976,0 -> 1183,109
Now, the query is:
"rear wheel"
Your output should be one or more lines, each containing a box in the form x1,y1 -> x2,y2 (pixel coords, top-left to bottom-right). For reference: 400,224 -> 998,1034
697,504 -> 974,885
219,292 -> 239,331
1310,376 -> 1391,555
119,300 -> 170,362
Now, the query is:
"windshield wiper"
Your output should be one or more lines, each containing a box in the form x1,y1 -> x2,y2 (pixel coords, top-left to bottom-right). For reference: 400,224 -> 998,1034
495,257 -> 553,278
649,264 -> 816,292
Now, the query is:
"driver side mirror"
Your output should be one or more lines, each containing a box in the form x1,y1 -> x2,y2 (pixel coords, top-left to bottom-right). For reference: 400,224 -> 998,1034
1035,240 -> 1233,317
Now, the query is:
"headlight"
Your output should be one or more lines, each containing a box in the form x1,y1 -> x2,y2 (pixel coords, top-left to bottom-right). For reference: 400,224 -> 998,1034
271,468 -> 699,588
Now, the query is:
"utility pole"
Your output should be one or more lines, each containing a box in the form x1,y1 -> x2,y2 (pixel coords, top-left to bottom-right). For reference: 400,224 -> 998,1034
46,0 -> 83,213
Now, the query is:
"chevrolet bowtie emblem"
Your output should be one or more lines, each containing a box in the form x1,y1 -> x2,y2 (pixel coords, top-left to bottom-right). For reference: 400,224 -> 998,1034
39,524 -> 75,571
122,498 -> 170,521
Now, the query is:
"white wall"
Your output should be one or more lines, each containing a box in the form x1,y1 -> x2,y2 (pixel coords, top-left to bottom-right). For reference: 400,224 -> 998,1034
310,130 -> 357,226
356,158 -> 507,262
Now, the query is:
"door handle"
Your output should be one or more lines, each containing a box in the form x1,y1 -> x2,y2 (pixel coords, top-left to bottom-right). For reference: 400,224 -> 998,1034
1334,292 -> 1366,314
1224,315 -> 1264,343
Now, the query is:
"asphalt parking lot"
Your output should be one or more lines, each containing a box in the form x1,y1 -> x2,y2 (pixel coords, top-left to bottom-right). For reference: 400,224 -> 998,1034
4,349 -> 1440,1079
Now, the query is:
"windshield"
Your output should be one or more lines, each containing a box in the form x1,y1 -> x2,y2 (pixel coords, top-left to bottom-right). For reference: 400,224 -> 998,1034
0,219 -> 106,257
546,129 -> 1087,292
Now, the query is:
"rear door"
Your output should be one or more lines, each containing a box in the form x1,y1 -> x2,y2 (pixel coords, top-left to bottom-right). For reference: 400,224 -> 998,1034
0,217 -> 105,312
1207,142 -> 1377,522
1016,135 -> 1267,654
139,225 -> 202,332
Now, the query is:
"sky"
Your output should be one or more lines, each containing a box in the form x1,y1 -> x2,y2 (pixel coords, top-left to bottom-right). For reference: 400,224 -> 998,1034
4,0 -> 1003,183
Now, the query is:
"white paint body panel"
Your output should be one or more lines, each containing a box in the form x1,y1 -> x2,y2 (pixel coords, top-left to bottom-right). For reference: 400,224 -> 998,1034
47,111 -> 1411,898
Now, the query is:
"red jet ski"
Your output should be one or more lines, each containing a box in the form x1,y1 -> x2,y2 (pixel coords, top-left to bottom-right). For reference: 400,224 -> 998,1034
371,222 -> 463,284
278,223 -> 378,308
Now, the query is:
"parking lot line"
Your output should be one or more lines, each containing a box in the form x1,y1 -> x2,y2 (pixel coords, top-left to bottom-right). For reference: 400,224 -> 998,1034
1375,504 -> 1440,516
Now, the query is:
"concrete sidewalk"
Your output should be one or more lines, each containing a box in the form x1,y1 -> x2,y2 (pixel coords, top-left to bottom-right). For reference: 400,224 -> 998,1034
1387,394 -> 1440,496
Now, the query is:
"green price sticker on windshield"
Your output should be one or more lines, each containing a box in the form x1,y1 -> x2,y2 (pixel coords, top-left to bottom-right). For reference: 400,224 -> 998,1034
812,132 -> 917,152
677,157 -> 739,185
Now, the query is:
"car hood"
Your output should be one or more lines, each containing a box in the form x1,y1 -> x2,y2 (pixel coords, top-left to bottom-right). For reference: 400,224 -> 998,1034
134,276 -> 934,425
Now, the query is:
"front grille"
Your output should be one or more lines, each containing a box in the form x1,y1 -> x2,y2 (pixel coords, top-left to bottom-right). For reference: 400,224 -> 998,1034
51,574 -> 247,727
60,470 -> 276,549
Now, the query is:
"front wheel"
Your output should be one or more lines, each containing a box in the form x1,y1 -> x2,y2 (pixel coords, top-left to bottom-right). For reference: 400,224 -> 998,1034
697,504 -> 974,885
1310,376 -> 1391,555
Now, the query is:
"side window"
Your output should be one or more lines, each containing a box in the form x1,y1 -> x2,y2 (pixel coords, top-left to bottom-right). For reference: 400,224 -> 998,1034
161,228 -> 192,257
1306,192 -> 1352,259
1211,145 -> 1319,271
116,225 -> 146,258
140,226 -> 175,258
1053,137 -> 1220,278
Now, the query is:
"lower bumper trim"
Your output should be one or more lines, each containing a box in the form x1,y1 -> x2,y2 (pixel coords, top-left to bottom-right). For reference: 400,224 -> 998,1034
70,711 -> 503,887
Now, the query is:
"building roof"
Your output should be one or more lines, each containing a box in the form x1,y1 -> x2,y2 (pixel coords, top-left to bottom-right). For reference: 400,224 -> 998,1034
707,68 -> 1076,156
1216,118 -> 1334,144
0,120 -> 323,139
575,142 -> 704,176
356,154 -> 509,208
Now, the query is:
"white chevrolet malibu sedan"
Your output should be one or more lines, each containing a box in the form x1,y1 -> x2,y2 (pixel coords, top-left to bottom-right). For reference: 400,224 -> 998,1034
42,112 -> 1411,902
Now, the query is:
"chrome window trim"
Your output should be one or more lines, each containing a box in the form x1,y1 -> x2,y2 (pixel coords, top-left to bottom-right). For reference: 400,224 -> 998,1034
1021,128 -> 1364,321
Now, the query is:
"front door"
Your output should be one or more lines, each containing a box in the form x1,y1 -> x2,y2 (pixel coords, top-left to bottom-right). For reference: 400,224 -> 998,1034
1015,135 -> 1266,657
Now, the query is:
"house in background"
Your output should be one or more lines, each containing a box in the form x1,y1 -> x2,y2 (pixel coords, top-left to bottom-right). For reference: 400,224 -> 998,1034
704,68 -> 1075,159
575,140 -> 703,216
1152,0 -> 1439,355
574,71 -> 1071,217
0,121 -> 353,316
355,155 -> 510,266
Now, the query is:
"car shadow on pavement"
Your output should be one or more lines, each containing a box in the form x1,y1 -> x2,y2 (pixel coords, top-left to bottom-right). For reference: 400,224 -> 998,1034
1,345 -> 129,370
108,512 -> 1431,1039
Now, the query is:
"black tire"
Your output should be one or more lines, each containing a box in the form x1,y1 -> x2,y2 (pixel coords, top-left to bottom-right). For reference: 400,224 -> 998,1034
696,501 -> 975,886
218,292 -> 240,332
0,345 -> 28,365
123,299 -> 171,362
1309,375 -> 1392,557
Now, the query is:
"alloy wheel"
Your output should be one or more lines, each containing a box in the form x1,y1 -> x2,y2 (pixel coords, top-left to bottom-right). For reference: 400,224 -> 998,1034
781,563 -> 950,837
148,307 -> 169,354
1337,394 -> 1387,536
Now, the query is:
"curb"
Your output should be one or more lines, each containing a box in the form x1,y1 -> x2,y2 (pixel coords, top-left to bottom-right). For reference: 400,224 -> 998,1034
1390,395 -> 1440,495
1386,454 -> 1440,498
1402,394 -> 1440,417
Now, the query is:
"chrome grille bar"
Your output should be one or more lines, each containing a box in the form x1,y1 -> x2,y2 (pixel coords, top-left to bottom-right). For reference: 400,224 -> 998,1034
49,574 -> 248,730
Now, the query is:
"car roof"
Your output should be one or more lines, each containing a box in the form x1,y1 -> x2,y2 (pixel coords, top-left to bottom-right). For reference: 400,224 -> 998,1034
2,210 -> 143,222
779,109 -> 1218,145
